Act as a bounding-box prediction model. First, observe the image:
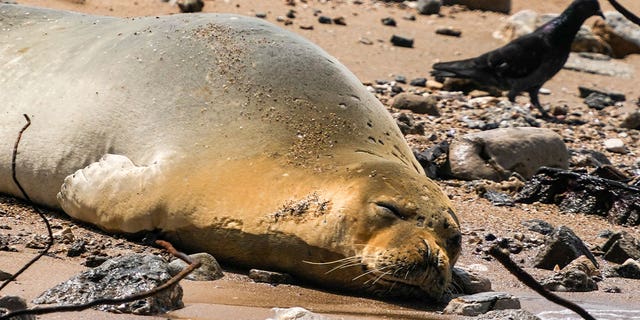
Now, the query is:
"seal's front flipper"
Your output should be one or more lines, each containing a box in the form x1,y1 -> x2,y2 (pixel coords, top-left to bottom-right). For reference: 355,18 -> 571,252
57,154 -> 165,233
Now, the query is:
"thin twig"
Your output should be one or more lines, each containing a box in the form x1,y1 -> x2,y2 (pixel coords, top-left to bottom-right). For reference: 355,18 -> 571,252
0,114 -> 55,292
608,0 -> 640,26
0,240 -> 201,319
488,245 -> 596,320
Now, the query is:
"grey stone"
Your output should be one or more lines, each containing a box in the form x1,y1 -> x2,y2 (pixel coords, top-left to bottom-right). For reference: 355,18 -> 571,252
482,190 -> 514,207
395,113 -> 425,135
449,127 -> 569,181
409,77 -> 427,87
477,309 -> 541,320
584,92 -> 614,110
564,52 -> 635,78
177,0 -> 203,13
603,138 -> 627,154
391,93 -> 440,116
533,226 -> 598,270
417,0 -> 441,15
578,86 -> 626,101
267,307 -> 329,320
602,231 -> 640,264
442,0 -> 510,13
390,35 -> 413,48
168,253 -> 224,281
604,259 -> 640,279
451,267 -> 492,294
0,296 -> 34,320
33,254 -> 183,315
443,292 -> 520,316
0,269 -> 12,281
570,148 -> 612,167
249,269 -> 293,285
521,219 -> 554,235
593,11 -> 640,58
621,111 -> 640,129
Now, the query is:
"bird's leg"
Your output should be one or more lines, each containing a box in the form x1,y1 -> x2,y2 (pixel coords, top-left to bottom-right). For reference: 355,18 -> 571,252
527,87 -> 551,118
507,91 -> 517,103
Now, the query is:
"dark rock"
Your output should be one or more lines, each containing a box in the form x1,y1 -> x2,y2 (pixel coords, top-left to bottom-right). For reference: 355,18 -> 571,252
34,254 -> 183,315
255,13 -> 267,19
84,254 -> 109,267
299,25 -> 314,30
318,16 -> 332,24
443,292 -> 521,316
168,253 -> 224,281
0,296 -> 34,320
603,286 -> 622,293
395,113 -> 425,135
484,233 -> 497,241
620,111 -> 640,129
578,86 -> 626,102
403,14 -> 417,21
332,16 -> 346,26
391,93 -> 439,115
417,0 -> 441,15
177,0 -> 204,13
570,148 -> 612,167
413,141 -> 450,179
390,35 -> 414,48
477,309 -> 541,320
516,167 -> 640,225
604,259 -> 640,279
522,219 -> 554,235
0,269 -> 12,281
409,77 -> 427,87
249,269 -> 293,285
584,92 -> 613,110
436,27 -> 462,37
67,240 -> 86,257
533,226 -> 597,270
451,267 -> 492,294
482,190 -> 514,207
601,231 -> 640,264
395,75 -> 407,83
442,0 -> 510,13
381,17 -> 397,26
286,9 -> 296,19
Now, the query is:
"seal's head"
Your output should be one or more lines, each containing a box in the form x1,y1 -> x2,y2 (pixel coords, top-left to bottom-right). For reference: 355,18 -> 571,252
303,160 -> 461,300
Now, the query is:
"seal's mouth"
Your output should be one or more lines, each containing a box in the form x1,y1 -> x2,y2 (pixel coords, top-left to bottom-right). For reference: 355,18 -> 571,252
358,266 -> 447,300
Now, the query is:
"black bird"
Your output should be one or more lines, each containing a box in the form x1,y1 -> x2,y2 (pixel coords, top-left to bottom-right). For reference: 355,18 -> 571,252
431,0 -> 604,117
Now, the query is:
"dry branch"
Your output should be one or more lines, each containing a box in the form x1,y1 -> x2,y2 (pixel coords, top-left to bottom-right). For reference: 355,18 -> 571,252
488,245 -> 596,320
608,0 -> 640,26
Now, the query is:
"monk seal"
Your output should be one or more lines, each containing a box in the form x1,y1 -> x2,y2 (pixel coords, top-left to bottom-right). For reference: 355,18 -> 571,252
0,5 -> 461,300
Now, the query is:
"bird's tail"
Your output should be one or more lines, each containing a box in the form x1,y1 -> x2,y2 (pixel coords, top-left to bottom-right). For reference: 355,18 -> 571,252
430,58 -> 479,80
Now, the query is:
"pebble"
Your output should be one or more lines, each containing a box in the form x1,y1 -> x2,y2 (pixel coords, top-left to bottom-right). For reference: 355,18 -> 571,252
267,307 -> 329,320
417,0 -> 441,15
435,27 -> 462,37
286,9 -> 296,19
299,25 -> 314,30
332,16 -> 346,25
177,0 -> 204,13
168,253 -> 224,281
0,269 -> 12,281
390,35 -> 414,48
359,37 -> 373,45
381,17 -> 397,26
409,77 -> 427,87
318,16 -> 332,24
249,269 -> 293,285
255,13 -> 267,18
443,292 -> 521,316
603,138 -> 627,154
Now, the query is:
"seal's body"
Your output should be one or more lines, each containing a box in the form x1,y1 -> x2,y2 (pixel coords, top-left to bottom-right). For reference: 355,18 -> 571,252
0,5 -> 461,299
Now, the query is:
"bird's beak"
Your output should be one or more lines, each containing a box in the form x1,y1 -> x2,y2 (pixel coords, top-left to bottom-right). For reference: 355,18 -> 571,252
597,10 -> 605,20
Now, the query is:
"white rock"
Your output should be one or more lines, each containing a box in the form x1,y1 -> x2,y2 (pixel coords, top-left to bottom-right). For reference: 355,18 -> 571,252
267,307 -> 330,320
604,138 -> 627,154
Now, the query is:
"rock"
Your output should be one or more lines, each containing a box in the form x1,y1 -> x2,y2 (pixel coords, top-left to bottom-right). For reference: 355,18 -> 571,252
601,231 -> 640,264
395,113 -> 425,135
332,17 -> 346,26
451,267 -> 492,294
515,167 -> 640,225
409,77 -> 427,87
359,37 -> 373,45
442,0 -> 510,13
541,255 -> 599,292
443,292 -> 520,316
381,17 -> 396,26
0,296 -> 34,320
521,219 -> 554,235
578,86 -> 626,101
413,141 -> 450,179
477,309 -> 541,320
84,254 -> 109,267
603,138 -> 627,154
592,11 -> 640,58
395,75 -> 407,84
66,240 -> 86,257
620,111 -> 640,129
255,13 -> 267,19
267,307 -> 329,320
168,253 -> 224,281
533,226 -> 597,270
417,0 -> 441,15
449,127 -> 569,181
390,35 -> 413,48
604,258 -> 640,279
249,269 -> 293,285
33,254 -> 183,315
299,25 -> 314,30
391,93 -> 439,116
177,0 -> 203,13
318,16 -> 332,24
564,52 -> 634,78
584,92 -> 614,110
436,27 -> 462,37
570,148 -> 612,167
482,190 -> 514,207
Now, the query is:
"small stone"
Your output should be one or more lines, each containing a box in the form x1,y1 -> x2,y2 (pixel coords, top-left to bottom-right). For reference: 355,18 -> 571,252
620,111 -> 640,129
177,0 -> 204,13
578,86 -> 626,102
0,270 -> 12,281
417,0 -> 441,15
603,286 -> 622,293
604,259 -> 640,279
477,309 -> 541,320
521,219 -> 554,235
436,27 -> 462,37
395,75 -> 407,84
255,13 -> 267,18
84,254 -> 109,268
443,292 -> 521,316
602,231 -> 640,264
452,267 -> 492,294
533,226 -> 598,270
391,93 -> 439,116
299,25 -> 314,30
359,37 -> 373,45
286,9 -> 296,19
426,80 -> 443,90
603,138 -> 627,154
67,240 -> 86,257
332,16 -> 346,25
249,269 -> 293,285
390,35 -> 414,48
168,253 -> 224,281
584,92 -> 613,110
482,190 -> 514,207
539,88 -> 552,95
268,307 -> 329,320
409,77 -> 427,87
403,14 -> 416,21
318,16 -> 332,24
381,17 -> 397,26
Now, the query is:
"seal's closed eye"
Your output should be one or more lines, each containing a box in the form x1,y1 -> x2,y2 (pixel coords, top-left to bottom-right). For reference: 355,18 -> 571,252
375,202 -> 405,220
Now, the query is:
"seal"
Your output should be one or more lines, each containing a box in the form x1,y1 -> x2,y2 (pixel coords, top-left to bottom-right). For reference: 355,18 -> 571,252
0,5 -> 461,300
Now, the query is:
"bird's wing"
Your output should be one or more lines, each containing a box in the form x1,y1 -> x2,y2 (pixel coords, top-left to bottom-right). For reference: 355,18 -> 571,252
481,33 -> 549,79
